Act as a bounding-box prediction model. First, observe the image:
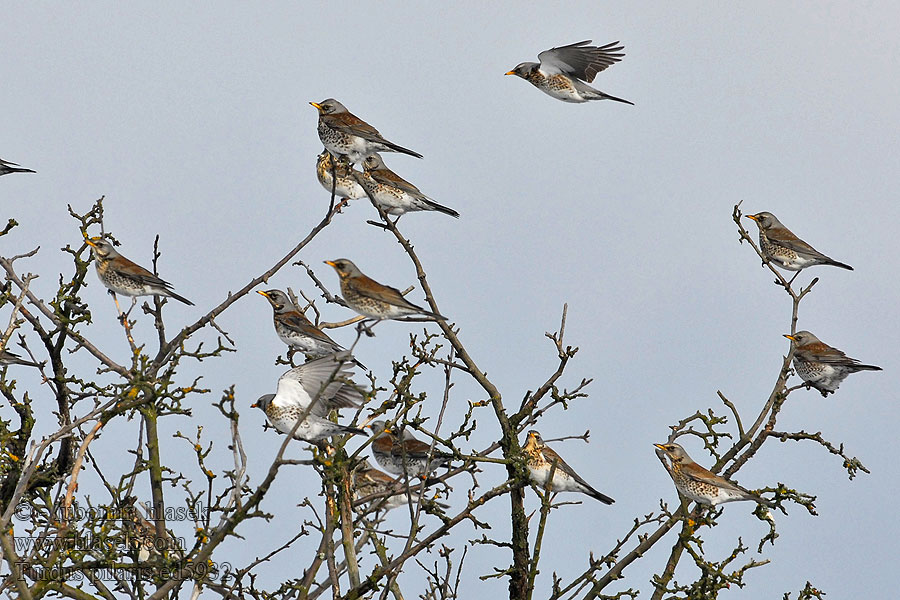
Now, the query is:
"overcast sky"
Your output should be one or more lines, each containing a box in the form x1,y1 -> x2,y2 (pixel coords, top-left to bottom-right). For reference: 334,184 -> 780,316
2,2 -> 898,598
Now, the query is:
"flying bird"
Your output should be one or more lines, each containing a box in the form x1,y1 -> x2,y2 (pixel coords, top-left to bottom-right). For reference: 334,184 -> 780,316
252,353 -> 366,443
310,99 -> 422,164
784,331 -> 882,396
354,154 -> 459,219
505,40 -> 633,104
655,442 -> 775,507
523,430 -> 614,504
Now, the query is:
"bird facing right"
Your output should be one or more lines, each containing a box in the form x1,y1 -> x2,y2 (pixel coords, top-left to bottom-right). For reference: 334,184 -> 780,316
784,331 -> 882,396
522,430 -> 614,504
505,40 -> 634,105
745,212 -> 853,274
654,442 -> 774,507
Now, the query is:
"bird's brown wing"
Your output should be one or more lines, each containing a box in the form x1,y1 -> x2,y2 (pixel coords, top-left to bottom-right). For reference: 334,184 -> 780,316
765,225 -> 824,256
115,256 -> 174,288
538,40 -> 625,82
354,274 -> 422,310
798,342 -> 850,364
325,112 -> 389,144
281,311 -> 341,346
369,167 -> 425,198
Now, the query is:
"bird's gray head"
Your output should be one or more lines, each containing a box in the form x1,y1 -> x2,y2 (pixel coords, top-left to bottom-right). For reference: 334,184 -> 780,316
324,258 -> 360,278
654,442 -> 690,463
310,98 -> 345,114
505,62 -> 536,78
257,289 -> 292,313
746,211 -> 781,230
84,237 -> 118,259
251,394 -> 275,412
525,430 -> 545,448
784,330 -> 819,346
362,154 -> 387,171
368,420 -> 389,436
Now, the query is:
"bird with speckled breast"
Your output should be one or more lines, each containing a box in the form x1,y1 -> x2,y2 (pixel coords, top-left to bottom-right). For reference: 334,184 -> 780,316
655,442 -> 775,507
369,420 -> 452,477
316,150 -> 367,202
85,237 -> 193,309
784,331 -> 881,396
252,353 -> 366,443
506,40 -> 633,105
354,153 -> 459,219
745,212 -> 852,278
523,430 -> 614,504
310,99 -> 422,164
324,259 -> 445,322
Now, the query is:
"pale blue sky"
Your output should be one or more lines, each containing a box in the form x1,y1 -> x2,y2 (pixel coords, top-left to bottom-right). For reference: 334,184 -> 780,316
2,2 -> 898,598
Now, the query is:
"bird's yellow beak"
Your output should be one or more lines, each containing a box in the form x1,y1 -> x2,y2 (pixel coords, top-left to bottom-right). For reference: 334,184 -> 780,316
84,237 -> 98,248
505,70 -> 516,76
250,402 -> 258,408
745,214 -> 759,222
324,260 -> 337,268
257,290 -> 269,298
310,101 -> 323,110
654,443 -> 667,451
783,334 -> 796,341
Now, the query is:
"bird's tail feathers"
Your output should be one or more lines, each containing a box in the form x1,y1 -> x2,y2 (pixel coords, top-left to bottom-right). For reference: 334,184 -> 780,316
385,142 -> 424,159
424,199 -> 460,218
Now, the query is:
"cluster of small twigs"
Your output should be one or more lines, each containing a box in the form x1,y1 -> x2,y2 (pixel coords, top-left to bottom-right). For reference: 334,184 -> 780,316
0,191 -> 864,600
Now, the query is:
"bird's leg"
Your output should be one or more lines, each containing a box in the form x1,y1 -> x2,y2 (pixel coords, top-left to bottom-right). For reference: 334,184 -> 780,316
109,291 -> 137,347
786,271 -> 800,287
124,297 -> 138,319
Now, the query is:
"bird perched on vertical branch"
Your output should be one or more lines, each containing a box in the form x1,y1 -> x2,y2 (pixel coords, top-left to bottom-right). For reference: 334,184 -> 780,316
654,442 -> 775,507
354,154 -> 459,219
746,212 -> 852,281
505,40 -> 633,105
315,150 -> 366,202
522,430 -> 614,504
784,331 -> 882,396
324,259 -> 445,322
310,99 -> 423,164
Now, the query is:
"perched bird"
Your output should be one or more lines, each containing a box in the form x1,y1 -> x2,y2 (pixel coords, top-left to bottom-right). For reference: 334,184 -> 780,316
316,150 -> 366,201
746,212 -> 852,280
522,431 -> 614,504
369,420 -> 451,477
0,349 -> 41,368
505,40 -> 633,105
784,331 -> 882,396
257,289 -> 346,358
310,99 -> 422,164
354,154 -> 459,219
654,442 -> 774,507
252,353 -> 367,443
0,158 -> 36,176
324,259 -> 445,322
84,237 -> 194,309
352,459 -> 448,513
